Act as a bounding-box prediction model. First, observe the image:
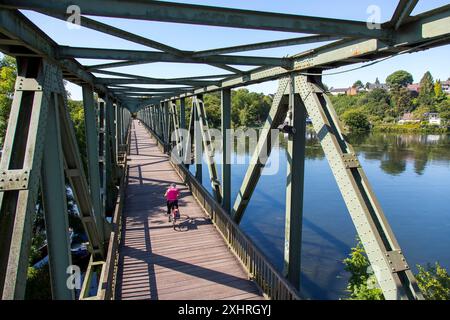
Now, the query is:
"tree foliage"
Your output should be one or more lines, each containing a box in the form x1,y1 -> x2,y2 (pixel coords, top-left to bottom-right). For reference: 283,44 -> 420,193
330,70 -> 449,132
342,109 -> 370,131
353,80 -> 364,89
0,55 -> 17,145
418,71 -> 435,108
416,262 -> 450,300
386,70 -> 413,89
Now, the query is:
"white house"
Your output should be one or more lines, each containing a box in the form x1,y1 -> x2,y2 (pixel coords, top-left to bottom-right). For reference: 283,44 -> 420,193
428,113 -> 442,126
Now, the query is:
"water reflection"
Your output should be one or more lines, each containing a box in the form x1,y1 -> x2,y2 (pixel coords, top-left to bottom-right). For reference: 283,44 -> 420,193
192,130 -> 450,299
299,131 -> 450,175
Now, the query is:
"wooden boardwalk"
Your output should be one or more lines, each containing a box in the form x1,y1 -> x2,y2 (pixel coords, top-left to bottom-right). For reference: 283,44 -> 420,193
115,121 -> 263,300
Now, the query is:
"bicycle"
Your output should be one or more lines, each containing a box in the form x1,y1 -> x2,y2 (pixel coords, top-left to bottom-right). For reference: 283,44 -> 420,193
168,206 -> 180,226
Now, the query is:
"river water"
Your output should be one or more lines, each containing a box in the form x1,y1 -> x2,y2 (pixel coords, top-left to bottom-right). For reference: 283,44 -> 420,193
189,131 -> 450,299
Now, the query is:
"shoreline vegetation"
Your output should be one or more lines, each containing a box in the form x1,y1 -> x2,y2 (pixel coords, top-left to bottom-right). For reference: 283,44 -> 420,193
330,70 -> 449,134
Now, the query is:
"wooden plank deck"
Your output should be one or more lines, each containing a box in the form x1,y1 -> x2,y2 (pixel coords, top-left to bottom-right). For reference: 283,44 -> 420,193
115,120 -> 263,300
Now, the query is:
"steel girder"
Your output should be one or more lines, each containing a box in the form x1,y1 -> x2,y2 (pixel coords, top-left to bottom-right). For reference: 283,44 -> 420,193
3,0 -> 391,39
231,78 -> 290,223
282,77 -> 307,291
0,58 -> 106,299
193,96 -> 222,203
160,5 -> 450,102
58,46 -> 293,68
221,89 -> 231,213
390,0 -> 419,30
37,10 -> 242,75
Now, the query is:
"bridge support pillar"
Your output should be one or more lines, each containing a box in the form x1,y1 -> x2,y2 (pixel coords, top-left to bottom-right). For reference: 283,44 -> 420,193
283,76 -> 306,290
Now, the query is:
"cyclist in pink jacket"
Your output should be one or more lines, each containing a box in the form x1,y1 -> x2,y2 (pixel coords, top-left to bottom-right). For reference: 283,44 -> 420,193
164,183 -> 180,218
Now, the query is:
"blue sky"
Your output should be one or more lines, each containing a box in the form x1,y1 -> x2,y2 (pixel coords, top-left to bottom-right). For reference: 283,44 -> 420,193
18,0 -> 450,100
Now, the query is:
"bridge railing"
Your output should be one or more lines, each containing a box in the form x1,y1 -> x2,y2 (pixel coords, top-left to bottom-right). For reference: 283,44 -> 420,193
141,122 -> 301,300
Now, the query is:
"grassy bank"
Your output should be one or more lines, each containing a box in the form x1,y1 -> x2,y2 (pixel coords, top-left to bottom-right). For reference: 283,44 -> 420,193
372,123 -> 449,134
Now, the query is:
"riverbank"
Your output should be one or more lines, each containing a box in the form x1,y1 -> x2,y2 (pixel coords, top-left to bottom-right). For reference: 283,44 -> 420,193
372,123 -> 449,134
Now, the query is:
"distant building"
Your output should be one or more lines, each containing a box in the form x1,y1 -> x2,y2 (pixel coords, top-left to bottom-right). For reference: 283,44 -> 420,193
441,80 -> 450,94
398,112 -> 420,124
346,86 -> 359,96
427,113 -> 442,126
407,83 -> 420,93
407,80 -> 450,94
329,86 -> 361,96
329,87 -> 348,95
366,82 -> 389,91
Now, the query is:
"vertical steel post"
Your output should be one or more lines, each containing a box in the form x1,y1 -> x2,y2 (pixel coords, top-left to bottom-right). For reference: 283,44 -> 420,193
115,103 -> 122,166
194,96 -> 222,202
82,85 -> 105,242
221,89 -> 231,213
41,92 -> 74,300
283,77 -> 306,290
164,101 -> 170,151
180,98 -> 186,130
105,98 -> 115,188
194,96 -> 203,183
97,97 -> 107,216
231,78 -> 290,223
180,98 -> 186,160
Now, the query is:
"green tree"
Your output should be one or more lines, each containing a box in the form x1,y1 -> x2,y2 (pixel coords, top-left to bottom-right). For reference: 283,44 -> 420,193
203,93 -> 221,128
342,109 -> 370,131
0,55 -> 17,145
231,89 -> 271,127
364,88 -> 391,119
353,80 -> 364,89
434,80 -> 446,104
391,87 -> 413,116
67,99 -> 87,169
418,71 -> 435,109
386,70 -> 413,89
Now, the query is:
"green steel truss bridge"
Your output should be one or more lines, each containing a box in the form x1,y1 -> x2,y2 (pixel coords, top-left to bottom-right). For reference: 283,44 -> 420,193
0,0 -> 448,300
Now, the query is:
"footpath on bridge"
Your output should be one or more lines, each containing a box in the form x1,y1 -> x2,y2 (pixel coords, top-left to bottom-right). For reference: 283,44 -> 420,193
115,120 -> 263,300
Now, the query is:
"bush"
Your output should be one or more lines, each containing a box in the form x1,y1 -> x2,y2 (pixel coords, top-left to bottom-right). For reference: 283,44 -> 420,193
416,262 -> 450,300
25,265 -> 52,300
342,109 -> 370,131
343,239 -> 384,300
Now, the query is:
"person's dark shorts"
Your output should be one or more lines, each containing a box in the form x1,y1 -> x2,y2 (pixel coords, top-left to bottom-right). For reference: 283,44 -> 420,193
167,200 -> 178,214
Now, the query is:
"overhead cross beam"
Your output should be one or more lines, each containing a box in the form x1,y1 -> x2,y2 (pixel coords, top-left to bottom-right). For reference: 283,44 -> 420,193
58,46 -> 293,68
390,0 -> 419,30
191,35 -> 341,57
38,10 -> 242,74
3,0 -> 392,39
